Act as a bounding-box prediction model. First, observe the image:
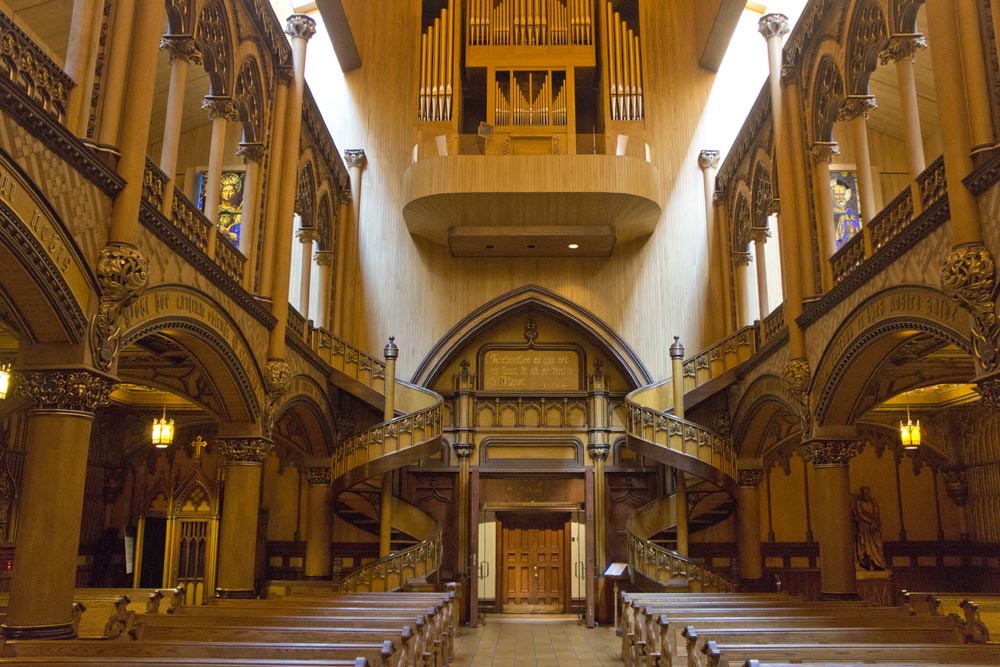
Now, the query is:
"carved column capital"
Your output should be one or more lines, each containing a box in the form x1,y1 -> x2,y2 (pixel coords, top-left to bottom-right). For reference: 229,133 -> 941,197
941,244 -> 1000,373
296,227 -> 318,244
758,13 -> 790,40
732,251 -> 752,267
738,468 -> 765,488
237,141 -> 266,164
801,440 -> 861,466
838,95 -> 878,121
303,466 -> 332,486
17,369 -> 113,413
201,96 -> 239,122
159,34 -> 202,65
942,468 -> 969,506
452,442 -> 475,459
314,250 -> 334,266
975,373 -> 1000,408
261,359 -> 292,437
810,141 -> 841,164
344,149 -> 367,170
698,150 -> 720,170
588,442 -> 611,462
91,242 -> 149,371
879,33 -> 927,65
749,226 -> 771,244
285,14 -> 317,41
217,437 -> 274,464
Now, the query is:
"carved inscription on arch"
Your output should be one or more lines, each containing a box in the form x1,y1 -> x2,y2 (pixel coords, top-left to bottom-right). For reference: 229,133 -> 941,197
481,349 -> 580,391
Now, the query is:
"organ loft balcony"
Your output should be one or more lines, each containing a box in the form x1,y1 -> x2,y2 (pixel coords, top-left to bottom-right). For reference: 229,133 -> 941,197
403,0 -> 661,258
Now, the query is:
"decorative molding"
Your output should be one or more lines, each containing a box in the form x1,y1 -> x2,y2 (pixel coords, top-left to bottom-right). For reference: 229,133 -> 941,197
238,0 -> 292,69
782,357 -> 812,438
91,243 -> 148,371
302,87 -> 349,196
261,360 -> 292,437
303,466 -> 332,486
237,141 -> 265,164
201,96 -> 239,122
698,150 -> 720,170
0,11 -> 73,122
737,468 -> 765,488
838,95 -> 878,122
975,372 -> 1000,409
452,441 -> 475,459
879,33 -> 927,64
940,244 -> 1000,372
216,437 -> 273,464
844,0 -> 888,95
810,141 -> 840,164
587,442 -> 611,461
285,14 -> 317,41
17,369 -> 112,413
159,34 -> 202,65
800,440 -> 861,465
758,13 -> 790,40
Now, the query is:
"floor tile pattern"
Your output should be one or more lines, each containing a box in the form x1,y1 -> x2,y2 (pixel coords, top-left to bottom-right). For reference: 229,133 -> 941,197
453,615 -> 621,666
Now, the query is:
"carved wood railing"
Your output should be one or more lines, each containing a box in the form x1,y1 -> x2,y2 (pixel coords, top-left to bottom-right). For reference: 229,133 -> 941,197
338,527 -> 443,593
681,325 -> 757,392
761,303 -> 785,343
472,393 -> 588,428
309,328 -> 387,394
0,11 -> 73,123
142,158 -> 168,211
917,155 -> 947,210
170,189 -> 211,253
831,231 -> 865,284
214,237 -> 245,285
626,531 -> 735,592
287,304 -> 306,341
625,404 -> 737,483
870,185 -> 915,252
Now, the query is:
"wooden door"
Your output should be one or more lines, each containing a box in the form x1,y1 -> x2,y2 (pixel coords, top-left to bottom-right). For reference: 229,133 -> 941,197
499,513 -> 568,613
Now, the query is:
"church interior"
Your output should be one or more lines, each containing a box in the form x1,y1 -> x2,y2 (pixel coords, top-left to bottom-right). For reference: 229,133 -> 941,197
0,0 -> 999,663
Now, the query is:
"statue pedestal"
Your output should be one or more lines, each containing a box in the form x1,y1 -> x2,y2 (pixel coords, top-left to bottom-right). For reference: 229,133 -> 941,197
855,568 -> 893,607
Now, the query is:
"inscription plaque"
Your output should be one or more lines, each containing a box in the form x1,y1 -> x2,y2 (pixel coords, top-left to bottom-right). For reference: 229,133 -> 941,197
482,349 -> 580,391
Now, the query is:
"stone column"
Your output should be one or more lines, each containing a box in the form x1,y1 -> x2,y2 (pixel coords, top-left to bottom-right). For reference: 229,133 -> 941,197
880,35 -> 927,179
943,468 -> 969,540
215,437 -> 274,598
733,251 -> 753,327
158,35 -> 202,216
342,150 -> 367,341
669,337 -> 688,557
379,337 -> 398,558
736,464 -> 765,584
954,0 -> 994,150
202,96 -> 239,259
237,142 -> 266,291
332,193 -> 351,336
259,74 -> 290,300
782,64 -> 818,294
838,95 -> 878,256
588,360 -> 610,574
6,370 -> 112,638
65,0 -> 101,136
314,250 -> 335,330
801,437 -> 862,599
95,0 -> 136,151
714,191 -> 735,334
303,465 -> 333,579
297,227 -> 317,322
750,227 -> 770,319
810,141 -> 841,291
699,150 -> 725,340
453,360 -> 475,576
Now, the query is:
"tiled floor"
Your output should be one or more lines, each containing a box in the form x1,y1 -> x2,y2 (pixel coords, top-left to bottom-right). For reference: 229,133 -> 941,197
453,614 -> 622,666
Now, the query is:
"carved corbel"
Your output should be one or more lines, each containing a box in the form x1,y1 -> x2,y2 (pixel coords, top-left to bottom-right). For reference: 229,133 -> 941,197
782,357 -> 812,439
90,243 -> 148,371
941,244 -> 1000,391
261,359 -> 292,437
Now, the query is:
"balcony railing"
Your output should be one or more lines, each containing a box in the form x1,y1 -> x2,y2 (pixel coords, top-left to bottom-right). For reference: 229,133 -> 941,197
170,189 -> 211,254
0,11 -> 72,124
338,527 -> 443,593
870,185 -> 915,252
626,531 -> 735,592
917,155 -> 947,210
412,132 -> 651,162
309,328 -> 387,393
831,232 -> 865,284
761,303 -> 785,343
287,304 -> 306,341
214,237 -> 245,285
142,158 -> 168,211
681,325 -> 758,392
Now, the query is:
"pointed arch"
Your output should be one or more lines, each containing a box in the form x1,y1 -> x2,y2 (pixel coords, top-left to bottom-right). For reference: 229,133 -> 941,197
844,0 -> 889,96
731,374 -> 802,459
233,57 -> 265,142
750,160 -> 774,232
194,0 -> 235,96
273,375 -> 335,459
316,191 -> 334,253
810,54 -> 846,143
296,159 -> 317,229
890,0 -> 925,34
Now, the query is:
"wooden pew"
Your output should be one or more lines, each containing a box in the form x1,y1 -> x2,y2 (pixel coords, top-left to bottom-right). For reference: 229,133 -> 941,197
699,643 -> 1000,667
0,658 -> 373,666
900,590 -> 1000,642
744,662 -> 994,667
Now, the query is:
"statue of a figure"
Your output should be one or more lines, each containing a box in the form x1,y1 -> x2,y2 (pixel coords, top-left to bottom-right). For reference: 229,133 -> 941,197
851,485 -> 887,570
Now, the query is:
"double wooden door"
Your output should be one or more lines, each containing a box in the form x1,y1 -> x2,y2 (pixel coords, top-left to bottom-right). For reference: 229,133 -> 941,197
498,513 -> 569,613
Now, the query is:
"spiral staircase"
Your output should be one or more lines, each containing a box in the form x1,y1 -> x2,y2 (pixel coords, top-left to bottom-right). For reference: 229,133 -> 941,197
623,326 -> 758,592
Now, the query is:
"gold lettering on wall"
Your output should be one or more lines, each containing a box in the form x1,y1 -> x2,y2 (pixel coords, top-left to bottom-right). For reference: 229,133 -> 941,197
482,349 -> 580,391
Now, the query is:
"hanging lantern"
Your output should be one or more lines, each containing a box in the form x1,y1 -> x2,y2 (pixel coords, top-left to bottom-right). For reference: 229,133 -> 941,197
152,407 -> 175,448
0,364 -> 10,400
899,404 -> 920,450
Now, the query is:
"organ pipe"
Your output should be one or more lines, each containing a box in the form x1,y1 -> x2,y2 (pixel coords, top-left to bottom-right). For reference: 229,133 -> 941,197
419,2 -> 455,122
493,70 -> 566,127
466,0 -> 592,47
605,2 -> 643,121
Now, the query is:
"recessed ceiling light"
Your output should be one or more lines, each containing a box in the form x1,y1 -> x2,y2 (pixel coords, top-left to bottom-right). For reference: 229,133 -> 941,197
526,244 -> 536,249
568,243 -> 579,249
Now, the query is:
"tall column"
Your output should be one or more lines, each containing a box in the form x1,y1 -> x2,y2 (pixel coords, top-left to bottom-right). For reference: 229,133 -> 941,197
810,142 -> 841,291
259,75 -> 289,300
699,150 -> 725,340
669,337 -> 688,557
297,227 -> 316,322
943,468 -> 970,540
782,65 -> 818,295
733,251 -> 753,327
954,0 -> 994,150
332,194 -> 351,336
714,192 -> 735,334
343,150 -> 367,342
838,96 -> 878,256
314,250 -> 335,330
750,227 -> 770,319
736,464 -> 765,584
303,465 -> 333,579
880,35 -> 927,179
215,438 -> 274,598
202,96 -> 239,259
237,142 -> 266,291
379,337 -> 398,558
452,360 -> 475,577
95,0 -> 136,150
588,361 -> 610,574
158,35 -> 202,216
801,436 -> 861,599
65,0 -> 101,135
267,15 -> 316,360
5,371 -> 111,637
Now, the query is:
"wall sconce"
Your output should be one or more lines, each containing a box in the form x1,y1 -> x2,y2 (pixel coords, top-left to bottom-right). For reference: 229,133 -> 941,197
899,395 -> 920,450
152,407 -> 175,448
0,364 -> 10,400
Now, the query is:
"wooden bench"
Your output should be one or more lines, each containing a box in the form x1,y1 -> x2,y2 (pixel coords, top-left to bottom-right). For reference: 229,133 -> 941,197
900,590 -> 1000,642
0,658 -> 372,666
698,643 -> 1000,667
743,662 -> 994,667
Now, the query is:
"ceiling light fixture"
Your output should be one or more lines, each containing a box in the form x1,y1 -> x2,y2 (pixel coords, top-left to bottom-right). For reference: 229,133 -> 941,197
0,363 -> 10,400
152,406 -> 175,448
899,392 -> 920,450
568,243 -> 579,249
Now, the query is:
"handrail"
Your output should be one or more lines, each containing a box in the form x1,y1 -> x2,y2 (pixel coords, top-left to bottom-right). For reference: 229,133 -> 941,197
309,327 -> 387,394
761,304 -> 785,343
339,527 -> 444,593
171,188 -> 212,253
870,185 -> 915,252
143,158 -> 168,211
831,231 -> 865,284
917,155 -> 946,210
0,11 -> 73,123
626,530 -> 735,592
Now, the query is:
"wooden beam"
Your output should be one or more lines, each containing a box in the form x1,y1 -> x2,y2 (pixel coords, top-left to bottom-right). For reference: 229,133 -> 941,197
698,0 -> 746,73
315,0 -> 362,72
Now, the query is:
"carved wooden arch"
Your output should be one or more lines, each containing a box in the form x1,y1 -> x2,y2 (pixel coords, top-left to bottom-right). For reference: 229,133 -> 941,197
273,375 -> 335,458
315,190 -> 334,253
844,0 -> 890,95
890,0 -> 925,33
194,0 -> 235,96
750,159 -> 774,233
809,53 -> 846,143
165,0 -> 194,34
296,158 -> 317,229
411,285 -> 652,388
233,57 -> 265,142
732,182 -> 752,251
731,373 -> 802,458
811,285 -> 974,428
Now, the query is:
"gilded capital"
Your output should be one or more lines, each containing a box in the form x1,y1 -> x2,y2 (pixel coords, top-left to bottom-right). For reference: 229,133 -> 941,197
303,466 -> 332,486
314,250 -> 335,266
344,149 -> 367,170
296,227 -> 318,244
732,251 -> 753,267
838,95 -> 878,121
975,373 -> 1000,409
217,437 -> 274,464
90,242 -> 149,371
801,440 -> 861,465
737,468 -> 765,488
879,33 -> 927,65
941,244 -> 1000,372
810,141 -> 840,164
285,14 -> 317,41
588,442 -> 611,462
159,34 -> 202,65
237,141 -> 266,164
749,226 -> 770,244
698,150 -> 720,170
17,370 -> 113,413
201,96 -> 239,122
452,441 -> 475,459
758,13 -> 790,40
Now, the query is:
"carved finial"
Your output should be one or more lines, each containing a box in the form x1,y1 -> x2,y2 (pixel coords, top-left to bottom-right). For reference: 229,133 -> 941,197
384,336 -> 398,361
524,319 -> 538,345
669,336 -> 684,360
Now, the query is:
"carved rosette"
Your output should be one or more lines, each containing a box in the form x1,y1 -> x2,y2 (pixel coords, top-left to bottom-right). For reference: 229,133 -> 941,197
285,14 -> 317,41
17,370 -> 113,413
201,96 -> 239,122
452,441 -> 475,459
942,468 -> 969,506
838,95 -> 878,121
941,244 -> 1000,372
237,141 -> 266,164
261,360 -> 292,437
737,468 -> 765,488
879,33 -> 927,65
698,150 -> 720,170
159,34 -> 202,65
303,466 -> 332,486
217,438 -> 273,464
344,149 -> 367,170
758,13 -> 790,39
90,243 -> 149,371
810,141 -> 841,164
587,442 -> 611,462
801,440 -> 861,466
